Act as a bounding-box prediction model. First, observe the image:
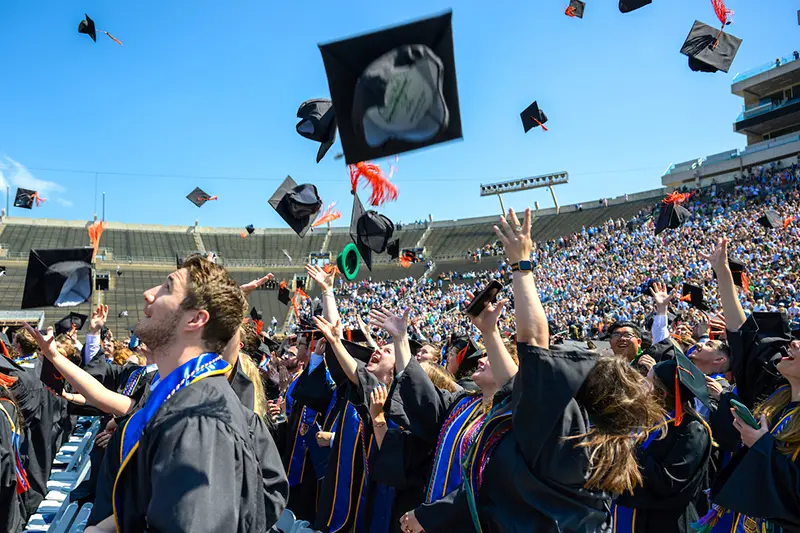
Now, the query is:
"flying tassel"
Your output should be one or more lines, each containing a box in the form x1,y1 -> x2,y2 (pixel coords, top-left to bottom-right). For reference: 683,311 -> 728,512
103,31 -> 123,45
662,191 -> 694,205
784,215 -> 795,229
400,252 -> 414,268
322,264 -> 338,276
279,280 -> 288,291
312,203 -> 342,228
240,232 -> 248,238
32,193 -> 46,207
254,320 -> 264,335
203,195 -> 218,202
348,161 -> 399,206
531,116 -> 549,131
0,340 -> 10,360
87,220 -> 106,261
739,271 -> 751,295
565,5 -> 577,17
710,0 -> 734,49
292,288 -> 311,319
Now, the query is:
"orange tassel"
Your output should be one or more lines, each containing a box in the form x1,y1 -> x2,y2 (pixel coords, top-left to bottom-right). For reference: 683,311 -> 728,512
322,264 -> 338,276
254,320 -> 264,335
400,252 -> 414,268
662,191 -> 694,205
784,216 -> 795,229
565,6 -> 577,17
674,371 -> 683,425
740,271 -> 750,295
456,345 -> 469,367
349,161 -> 399,206
0,373 -> 17,388
103,31 -> 123,46
312,203 -> 342,227
1,341 -> 10,360
532,116 -> 549,131
291,288 -> 311,319
711,0 -> 734,26
240,231 -> 248,238
32,193 -> 46,207
88,221 -> 106,261
679,293 -> 692,303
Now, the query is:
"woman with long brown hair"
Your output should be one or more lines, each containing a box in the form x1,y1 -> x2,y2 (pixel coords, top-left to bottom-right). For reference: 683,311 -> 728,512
400,209 -> 666,533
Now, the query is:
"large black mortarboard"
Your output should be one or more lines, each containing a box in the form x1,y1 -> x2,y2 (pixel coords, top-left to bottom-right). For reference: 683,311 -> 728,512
325,337 -> 375,386
296,99 -> 338,163
757,209 -> 782,229
520,101 -> 548,133
278,284 -> 291,305
386,239 -> 400,260
55,312 -> 88,336
751,312 -> 791,340
268,176 -> 323,238
21,248 -> 94,309
350,192 -> 394,271
619,0 -> 652,13
653,343 -> 712,420
250,306 -> 263,322
680,20 -> 742,74
14,188 -> 36,209
186,187 -> 217,208
681,283 -> 710,312
726,257 -> 749,290
566,0 -> 585,18
655,203 -> 690,235
78,14 -> 97,42
319,11 -> 461,165
343,328 -> 369,344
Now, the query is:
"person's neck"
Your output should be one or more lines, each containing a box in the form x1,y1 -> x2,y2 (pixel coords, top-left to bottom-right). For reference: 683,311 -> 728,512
224,351 -> 240,383
789,378 -> 800,403
155,344 -> 208,379
480,384 -> 498,403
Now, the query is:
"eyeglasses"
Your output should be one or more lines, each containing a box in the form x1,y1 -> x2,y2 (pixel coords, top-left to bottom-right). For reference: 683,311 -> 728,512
610,332 -> 637,340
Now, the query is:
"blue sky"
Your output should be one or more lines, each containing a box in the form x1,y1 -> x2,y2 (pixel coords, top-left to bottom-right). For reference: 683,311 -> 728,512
0,0 -> 797,229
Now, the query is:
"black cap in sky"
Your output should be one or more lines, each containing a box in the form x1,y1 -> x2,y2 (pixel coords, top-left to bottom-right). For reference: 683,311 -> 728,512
78,14 -> 97,42
14,188 -> 36,209
680,20 -> 742,74
278,283 -> 291,305
250,306 -> 263,322
521,101 -> 548,132
751,312 -> 791,340
728,257 -> 749,290
681,283 -> 710,312
186,187 -> 217,208
619,0 -> 652,13
296,98 -> 337,163
268,176 -> 323,238
343,328 -> 369,344
653,345 -> 712,417
319,11 -> 461,165
350,192 -> 395,271
655,202 -> 690,235
21,248 -> 94,309
386,238 -> 400,260
757,209 -> 782,229
55,312 -> 88,336
565,0 -> 585,18
244,224 -> 255,235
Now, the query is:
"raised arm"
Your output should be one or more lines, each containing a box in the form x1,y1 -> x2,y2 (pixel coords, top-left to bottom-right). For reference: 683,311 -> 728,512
306,265 -> 341,328
23,324 -> 135,417
240,273 -> 274,298
368,307 -> 412,373
84,304 -> 108,365
494,208 -> 548,348
649,282 -> 676,344
356,315 -> 379,350
700,238 -> 747,331
313,315 -> 357,384
467,293 -> 518,385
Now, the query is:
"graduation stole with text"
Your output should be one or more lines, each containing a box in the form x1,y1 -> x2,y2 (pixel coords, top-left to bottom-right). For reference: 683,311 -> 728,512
112,353 -> 229,529
426,394 -> 484,503
325,400 -> 363,533
0,400 -> 29,493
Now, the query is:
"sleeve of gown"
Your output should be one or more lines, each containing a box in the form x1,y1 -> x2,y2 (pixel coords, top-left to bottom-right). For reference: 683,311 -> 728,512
146,416 -> 253,533
512,343 -> 597,466
88,426 -> 122,526
248,411 -> 289,529
370,429 -> 430,490
726,316 -> 785,408
619,420 -> 710,508
713,433 -> 800,530
414,484 -> 475,531
0,416 -> 23,533
708,391 -> 742,452
82,357 -> 126,392
394,357 -> 462,444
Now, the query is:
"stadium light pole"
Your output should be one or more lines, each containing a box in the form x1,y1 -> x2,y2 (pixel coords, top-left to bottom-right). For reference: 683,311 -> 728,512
479,171 -> 569,215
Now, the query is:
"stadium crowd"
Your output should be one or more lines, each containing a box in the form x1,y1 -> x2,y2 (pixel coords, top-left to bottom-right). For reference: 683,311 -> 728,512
0,162 -> 797,533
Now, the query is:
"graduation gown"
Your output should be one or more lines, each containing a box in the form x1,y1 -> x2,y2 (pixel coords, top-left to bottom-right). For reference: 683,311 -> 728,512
726,315 -> 788,408
614,411 -> 712,533
0,398 -> 26,533
416,343 -> 613,533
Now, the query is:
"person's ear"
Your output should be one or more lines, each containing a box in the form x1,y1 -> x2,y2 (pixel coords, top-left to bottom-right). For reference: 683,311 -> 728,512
184,309 -> 210,332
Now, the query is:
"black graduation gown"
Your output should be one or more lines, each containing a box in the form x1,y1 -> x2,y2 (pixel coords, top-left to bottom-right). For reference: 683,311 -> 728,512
113,375 -> 269,533
712,402 -> 800,532
416,343 -> 613,533
0,398 -> 26,533
727,315 -> 788,408
615,411 -> 712,533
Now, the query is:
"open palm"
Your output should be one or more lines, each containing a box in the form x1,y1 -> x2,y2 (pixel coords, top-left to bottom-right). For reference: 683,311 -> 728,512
368,308 -> 409,338
306,264 -> 336,292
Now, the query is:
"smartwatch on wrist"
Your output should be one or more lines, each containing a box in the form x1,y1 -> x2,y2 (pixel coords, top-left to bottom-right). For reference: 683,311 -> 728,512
510,260 -> 533,272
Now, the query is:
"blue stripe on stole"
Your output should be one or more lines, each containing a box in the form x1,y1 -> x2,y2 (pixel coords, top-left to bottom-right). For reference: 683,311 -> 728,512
327,402 -> 363,533
286,406 -> 318,486
354,418 -> 400,533
426,395 -> 483,503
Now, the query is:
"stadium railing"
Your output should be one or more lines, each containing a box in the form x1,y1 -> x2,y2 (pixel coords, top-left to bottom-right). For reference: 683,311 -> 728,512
732,52 -> 800,84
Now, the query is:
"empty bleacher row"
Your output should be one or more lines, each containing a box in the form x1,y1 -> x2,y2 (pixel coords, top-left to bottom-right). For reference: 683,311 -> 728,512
101,229 -> 196,260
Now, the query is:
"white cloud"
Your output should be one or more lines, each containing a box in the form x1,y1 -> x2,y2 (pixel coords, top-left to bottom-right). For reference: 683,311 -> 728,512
55,198 -> 73,208
0,157 -> 66,198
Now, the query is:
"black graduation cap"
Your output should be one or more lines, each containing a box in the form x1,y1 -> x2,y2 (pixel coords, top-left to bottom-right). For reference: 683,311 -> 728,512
186,187 -> 217,208
653,345 -> 712,422
278,283 -> 291,305
21,248 -> 94,309
751,312 -> 791,340
14,188 -> 36,209
297,98 -> 338,163
325,337 -> 375,386
654,203 -> 690,235
268,176 -> 323,238
261,337 -> 280,355
350,192 -> 395,271
520,101 -> 548,133
343,329 -> 369,344
0,266 -> 5,277
250,306 -> 263,322
387,239 -> 400,260
565,0 -> 585,18
409,338 -> 424,356
680,20 -> 742,74
319,11 -> 462,165
244,224 -> 255,235
0,331 -> 10,348
619,0 -> 652,13
728,257 -> 749,290
40,356 -> 65,395
681,283 -> 709,312
55,312 -> 88,336
757,209 -> 782,229
449,336 -> 484,370
78,13 -> 97,42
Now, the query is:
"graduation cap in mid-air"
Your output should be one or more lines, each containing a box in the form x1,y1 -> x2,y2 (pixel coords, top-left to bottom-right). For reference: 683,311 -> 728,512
619,0 -> 652,13
386,239 -> 400,260
350,192 -> 395,271
186,187 -> 218,208
241,224 -> 256,238
565,0 -> 585,18
55,312 -> 88,336
680,20 -> 741,74
78,14 -> 123,45
680,283 -> 710,312
250,306 -> 263,323
21,248 -> 94,309
278,282 -> 291,305
757,209 -> 782,229
717,257 -> 750,292
14,188 -> 44,209
319,11 -> 462,165
269,176 -> 323,238
654,191 -> 692,235
521,101 -> 548,132
653,345 -> 711,424
297,99 -> 338,163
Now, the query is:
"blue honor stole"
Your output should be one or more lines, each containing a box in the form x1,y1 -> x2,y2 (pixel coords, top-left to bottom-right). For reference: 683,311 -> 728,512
13,354 -> 36,365
354,418 -> 399,533
302,392 -> 339,481
0,400 -> 29,493
426,395 -> 484,503
325,401 -> 363,533
112,353 -> 229,530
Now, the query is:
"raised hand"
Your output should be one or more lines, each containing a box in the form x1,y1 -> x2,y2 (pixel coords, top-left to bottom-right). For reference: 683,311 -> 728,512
732,410 -> 769,448
306,264 -> 336,293
278,365 -> 291,393
465,290 -> 508,333
23,324 -> 59,360
241,273 -> 274,297
699,237 -> 730,274
400,511 -> 424,533
368,308 -> 409,338
313,315 -> 343,342
649,282 -> 676,313
369,384 -> 388,421
89,304 -> 109,334
493,207 -> 533,264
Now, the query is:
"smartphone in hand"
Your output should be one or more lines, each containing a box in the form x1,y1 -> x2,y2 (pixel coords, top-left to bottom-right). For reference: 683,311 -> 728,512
730,399 -> 761,429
